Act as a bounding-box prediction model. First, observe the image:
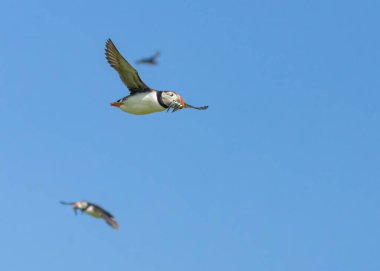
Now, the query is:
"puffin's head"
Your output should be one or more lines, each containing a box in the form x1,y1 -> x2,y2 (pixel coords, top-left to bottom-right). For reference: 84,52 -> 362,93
161,91 -> 185,111
72,201 -> 88,214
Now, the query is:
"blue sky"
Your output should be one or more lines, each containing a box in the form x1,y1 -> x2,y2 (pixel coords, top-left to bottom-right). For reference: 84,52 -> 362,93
1,0 -> 379,270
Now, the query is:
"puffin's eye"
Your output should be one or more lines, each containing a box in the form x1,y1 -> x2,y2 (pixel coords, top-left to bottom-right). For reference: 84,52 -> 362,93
169,93 -> 174,97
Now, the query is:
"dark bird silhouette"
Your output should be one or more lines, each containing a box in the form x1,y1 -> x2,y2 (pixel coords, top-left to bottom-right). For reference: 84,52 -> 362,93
136,51 -> 160,65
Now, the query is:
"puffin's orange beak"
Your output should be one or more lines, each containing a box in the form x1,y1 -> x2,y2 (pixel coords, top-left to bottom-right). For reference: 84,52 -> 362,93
111,102 -> 123,107
179,97 -> 185,107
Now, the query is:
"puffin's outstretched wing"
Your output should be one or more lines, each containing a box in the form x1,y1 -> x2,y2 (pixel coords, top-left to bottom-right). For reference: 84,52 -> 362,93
105,39 -> 151,94
152,51 -> 160,60
91,203 -> 119,230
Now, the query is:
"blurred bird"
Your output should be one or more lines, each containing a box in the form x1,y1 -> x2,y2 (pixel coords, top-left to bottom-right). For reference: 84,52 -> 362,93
105,39 -> 208,115
60,201 -> 119,229
136,51 -> 160,65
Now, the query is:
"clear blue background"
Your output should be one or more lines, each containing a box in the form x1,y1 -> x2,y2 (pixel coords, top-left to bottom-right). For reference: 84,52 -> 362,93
1,0 -> 379,270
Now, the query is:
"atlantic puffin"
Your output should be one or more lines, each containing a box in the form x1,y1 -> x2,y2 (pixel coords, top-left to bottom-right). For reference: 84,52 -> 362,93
60,201 -> 119,229
105,39 -> 208,115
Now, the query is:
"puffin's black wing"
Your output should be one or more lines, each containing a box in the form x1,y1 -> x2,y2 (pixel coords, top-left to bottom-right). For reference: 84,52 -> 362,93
153,51 -> 160,59
91,203 -> 119,229
105,39 -> 151,94
90,203 -> 114,218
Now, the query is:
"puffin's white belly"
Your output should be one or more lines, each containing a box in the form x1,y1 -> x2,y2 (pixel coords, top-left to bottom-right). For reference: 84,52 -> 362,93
85,206 -> 101,218
120,92 -> 165,115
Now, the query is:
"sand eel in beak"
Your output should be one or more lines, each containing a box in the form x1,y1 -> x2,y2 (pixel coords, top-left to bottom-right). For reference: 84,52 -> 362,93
60,201 -> 119,229
105,39 -> 208,115
136,51 -> 160,65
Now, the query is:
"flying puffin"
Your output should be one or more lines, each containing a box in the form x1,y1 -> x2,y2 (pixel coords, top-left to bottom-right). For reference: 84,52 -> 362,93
136,51 -> 160,65
105,39 -> 208,115
60,201 -> 119,229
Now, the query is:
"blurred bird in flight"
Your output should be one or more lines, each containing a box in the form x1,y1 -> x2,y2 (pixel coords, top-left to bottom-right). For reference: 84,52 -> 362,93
60,200 -> 119,229
136,51 -> 160,65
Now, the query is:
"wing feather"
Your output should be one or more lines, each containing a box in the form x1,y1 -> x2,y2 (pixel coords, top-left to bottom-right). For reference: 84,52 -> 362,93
91,203 -> 119,229
105,39 -> 150,93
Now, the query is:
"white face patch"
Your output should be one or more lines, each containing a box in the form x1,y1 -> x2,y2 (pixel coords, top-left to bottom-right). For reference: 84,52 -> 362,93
162,91 -> 180,104
76,201 -> 88,209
